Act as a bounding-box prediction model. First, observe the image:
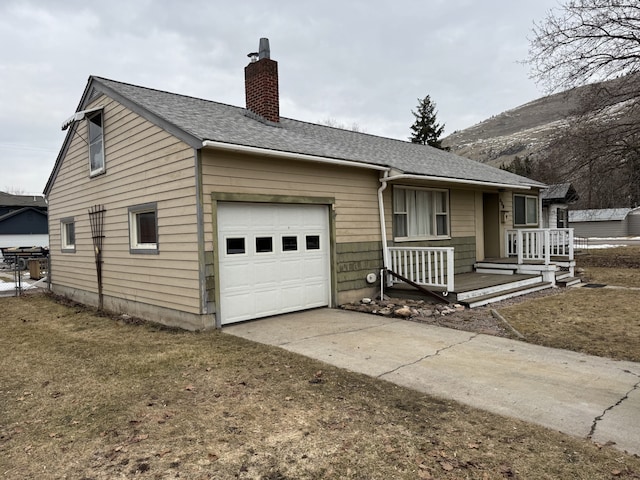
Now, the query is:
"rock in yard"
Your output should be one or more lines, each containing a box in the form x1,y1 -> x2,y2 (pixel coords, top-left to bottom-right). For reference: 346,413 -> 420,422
394,306 -> 412,317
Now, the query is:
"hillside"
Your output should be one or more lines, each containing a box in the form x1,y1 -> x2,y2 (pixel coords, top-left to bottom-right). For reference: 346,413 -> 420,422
442,76 -> 637,168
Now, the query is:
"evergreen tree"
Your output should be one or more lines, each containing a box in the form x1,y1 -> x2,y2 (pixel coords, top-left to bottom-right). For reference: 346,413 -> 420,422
500,156 -> 533,177
409,95 -> 446,149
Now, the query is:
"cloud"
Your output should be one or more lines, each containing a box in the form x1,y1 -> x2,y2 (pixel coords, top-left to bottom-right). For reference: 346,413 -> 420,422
0,0 -> 558,193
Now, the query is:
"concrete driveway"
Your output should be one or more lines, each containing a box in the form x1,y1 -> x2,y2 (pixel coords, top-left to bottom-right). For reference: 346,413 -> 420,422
225,308 -> 640,456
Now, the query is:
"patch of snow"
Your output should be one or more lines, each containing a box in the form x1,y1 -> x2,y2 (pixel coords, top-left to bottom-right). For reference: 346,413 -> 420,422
0,281 -> 17,292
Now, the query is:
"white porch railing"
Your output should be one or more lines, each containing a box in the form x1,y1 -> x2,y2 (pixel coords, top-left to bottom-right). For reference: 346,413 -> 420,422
506,228 -> 574,265
387,246 -> 455,293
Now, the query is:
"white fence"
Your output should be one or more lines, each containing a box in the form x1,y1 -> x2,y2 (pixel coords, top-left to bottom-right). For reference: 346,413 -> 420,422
506,228 -> 574,265
387,246 -> 455,293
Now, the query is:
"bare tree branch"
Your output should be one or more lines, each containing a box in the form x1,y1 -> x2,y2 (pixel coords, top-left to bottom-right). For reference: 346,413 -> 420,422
528,0 -> 640,90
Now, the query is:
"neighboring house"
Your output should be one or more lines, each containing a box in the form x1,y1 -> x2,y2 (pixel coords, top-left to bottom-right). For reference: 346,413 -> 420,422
630,208 -> 640,235
541,183 -> 578,229
0,192 -> 49,258
569,207 -> 640,238
45,39 -> 554,330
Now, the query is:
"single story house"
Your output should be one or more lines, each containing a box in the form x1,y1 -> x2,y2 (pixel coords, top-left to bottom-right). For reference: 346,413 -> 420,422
569,207 -> 640,238
541,183 -> 578,229
45,39 -> 558,330
0,191 -> 49,258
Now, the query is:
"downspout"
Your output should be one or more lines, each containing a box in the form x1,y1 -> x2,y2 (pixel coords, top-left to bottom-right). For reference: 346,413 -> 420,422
378,170 -> 391,294
43,195 -> 52,291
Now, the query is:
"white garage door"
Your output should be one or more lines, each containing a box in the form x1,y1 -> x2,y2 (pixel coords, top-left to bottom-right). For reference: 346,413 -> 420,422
217,203 -> 331,325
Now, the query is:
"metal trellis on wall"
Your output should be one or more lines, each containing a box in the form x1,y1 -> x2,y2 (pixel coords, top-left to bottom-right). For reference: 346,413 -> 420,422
88,205 -> 106,310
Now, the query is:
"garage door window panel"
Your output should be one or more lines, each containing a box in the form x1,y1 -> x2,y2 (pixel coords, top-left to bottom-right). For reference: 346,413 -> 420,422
256,236 -> 273,253
226,237 -> 246,255
282,236 -> 298,252
306,235 -> 320,250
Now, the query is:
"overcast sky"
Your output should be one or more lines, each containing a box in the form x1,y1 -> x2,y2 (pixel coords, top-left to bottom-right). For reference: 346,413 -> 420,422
0,0 -> 560,195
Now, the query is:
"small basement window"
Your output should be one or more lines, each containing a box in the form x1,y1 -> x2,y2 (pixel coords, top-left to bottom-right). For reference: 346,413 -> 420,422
129,203 -> 158,254
61,217 -> 75,252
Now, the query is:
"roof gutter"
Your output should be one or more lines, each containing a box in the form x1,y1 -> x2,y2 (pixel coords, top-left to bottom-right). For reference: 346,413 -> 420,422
201,140 -> 389,172
382,173 -> 539,190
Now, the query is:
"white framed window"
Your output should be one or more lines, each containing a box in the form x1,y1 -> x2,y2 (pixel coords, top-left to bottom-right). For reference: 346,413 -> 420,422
88,111 -> 105,176
393,186 -> 449,240
557,208 -> 568,228
61,217 -> 76,252
128,203 -> 158,254
514,194 -> 538,226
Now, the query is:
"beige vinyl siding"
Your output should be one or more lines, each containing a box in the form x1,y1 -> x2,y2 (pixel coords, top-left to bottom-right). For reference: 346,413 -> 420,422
450,189 -> 476,237
48,94 -> 200,314
201,151 -> 383,247
502,191 -> 514,224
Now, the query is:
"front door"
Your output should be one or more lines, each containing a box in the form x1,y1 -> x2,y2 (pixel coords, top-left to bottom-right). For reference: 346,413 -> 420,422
483,193 -> 500,259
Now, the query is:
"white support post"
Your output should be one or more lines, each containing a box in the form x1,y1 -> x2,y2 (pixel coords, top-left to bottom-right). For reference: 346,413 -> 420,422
517,229 -> 524,265
446,248 -> 454,293
544,229 -> 551,265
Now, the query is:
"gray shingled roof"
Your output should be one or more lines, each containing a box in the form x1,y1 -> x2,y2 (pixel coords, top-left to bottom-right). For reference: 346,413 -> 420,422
92,76 -> 544,189
0,192 -> 47,208
569,208 -> 633,222
541,183 -> 578,203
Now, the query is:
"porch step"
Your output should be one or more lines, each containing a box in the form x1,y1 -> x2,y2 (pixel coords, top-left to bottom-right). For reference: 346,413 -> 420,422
556,276 -> 581,287
459,282 -> 553,309
475,267 -> 517,275
474,262 -> 518,274
456,275 -> 545,302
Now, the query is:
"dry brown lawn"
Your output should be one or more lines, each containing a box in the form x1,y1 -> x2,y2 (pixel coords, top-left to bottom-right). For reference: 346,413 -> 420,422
2,293 -> 640,479
577,246 -> 640,288
581,267 -> 640,288
498,288 -> 640,362
497,246 -> 640,362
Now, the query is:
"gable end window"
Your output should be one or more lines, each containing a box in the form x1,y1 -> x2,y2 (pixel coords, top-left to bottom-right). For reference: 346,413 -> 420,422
88,111 -> 105,176
514,194 -> 538,226
61,217 -> 76,253
129,203 -> 158,254
393,187 -> 449,240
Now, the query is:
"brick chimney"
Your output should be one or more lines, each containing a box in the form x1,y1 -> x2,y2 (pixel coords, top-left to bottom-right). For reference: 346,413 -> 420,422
245,38 -> 279,123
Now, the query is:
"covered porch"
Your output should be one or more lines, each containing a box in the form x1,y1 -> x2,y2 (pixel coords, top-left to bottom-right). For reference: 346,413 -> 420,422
384,228 -> 579,308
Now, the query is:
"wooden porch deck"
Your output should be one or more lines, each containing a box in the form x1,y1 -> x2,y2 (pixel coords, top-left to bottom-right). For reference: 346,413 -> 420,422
387,269 -> 554,307
388,271 -> 542,296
